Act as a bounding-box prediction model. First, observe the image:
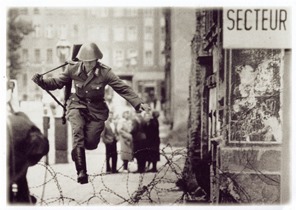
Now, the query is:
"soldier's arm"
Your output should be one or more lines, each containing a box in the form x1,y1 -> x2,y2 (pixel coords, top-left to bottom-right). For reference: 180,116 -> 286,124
35,66 -> 72,91
106,69 -> 143,109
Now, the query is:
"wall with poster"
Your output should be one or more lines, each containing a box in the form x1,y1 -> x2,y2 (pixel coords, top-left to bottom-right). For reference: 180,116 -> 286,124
230,49 -> 283,143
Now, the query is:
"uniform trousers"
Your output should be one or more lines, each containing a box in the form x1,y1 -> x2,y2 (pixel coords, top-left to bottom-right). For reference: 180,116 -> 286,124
67,108 -> 105,150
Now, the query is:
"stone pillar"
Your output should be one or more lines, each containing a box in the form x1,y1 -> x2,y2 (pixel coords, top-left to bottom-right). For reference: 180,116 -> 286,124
54,117 -> 68,163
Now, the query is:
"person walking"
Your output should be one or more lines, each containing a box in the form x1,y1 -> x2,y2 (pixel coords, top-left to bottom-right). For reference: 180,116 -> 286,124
117,110 -> 133,172
101,111 -> 118,174
32,42 -> 150,184
145,111 -> 161,172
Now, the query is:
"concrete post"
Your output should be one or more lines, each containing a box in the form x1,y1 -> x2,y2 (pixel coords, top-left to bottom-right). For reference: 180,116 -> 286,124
54,117 -> 68,163
43,116 -> 50,165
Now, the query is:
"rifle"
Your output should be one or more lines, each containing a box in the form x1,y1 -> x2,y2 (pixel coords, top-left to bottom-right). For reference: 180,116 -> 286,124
37,44 -> 82,124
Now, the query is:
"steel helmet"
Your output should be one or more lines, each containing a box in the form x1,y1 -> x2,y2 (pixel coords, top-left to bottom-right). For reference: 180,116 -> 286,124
76,42 -> 103,61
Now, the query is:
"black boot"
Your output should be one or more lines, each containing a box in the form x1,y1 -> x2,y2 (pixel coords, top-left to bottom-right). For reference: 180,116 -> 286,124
71,147 -> 88,184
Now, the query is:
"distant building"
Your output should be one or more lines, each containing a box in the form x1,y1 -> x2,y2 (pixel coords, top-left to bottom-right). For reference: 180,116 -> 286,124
14,7 -> 165,109
162,8 -> 195,134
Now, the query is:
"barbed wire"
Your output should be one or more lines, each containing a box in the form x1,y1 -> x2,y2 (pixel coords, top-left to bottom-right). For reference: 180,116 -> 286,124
28,144 -> 187,206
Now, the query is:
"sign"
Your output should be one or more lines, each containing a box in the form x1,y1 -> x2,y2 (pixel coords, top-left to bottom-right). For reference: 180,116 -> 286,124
223,8 -> 291,49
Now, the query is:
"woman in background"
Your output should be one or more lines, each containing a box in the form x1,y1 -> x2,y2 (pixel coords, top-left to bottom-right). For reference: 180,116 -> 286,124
117,110 -> 133,172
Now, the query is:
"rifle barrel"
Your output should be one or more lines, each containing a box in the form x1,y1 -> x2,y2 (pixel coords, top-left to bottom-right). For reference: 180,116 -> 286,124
40,62 -> 68,76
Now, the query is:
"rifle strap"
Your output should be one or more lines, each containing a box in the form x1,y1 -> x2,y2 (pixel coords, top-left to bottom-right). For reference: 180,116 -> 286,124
44,89 -> 67,124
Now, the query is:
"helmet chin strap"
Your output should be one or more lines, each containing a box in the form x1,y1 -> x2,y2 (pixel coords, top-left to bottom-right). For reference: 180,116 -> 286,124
82,60 -> 97,74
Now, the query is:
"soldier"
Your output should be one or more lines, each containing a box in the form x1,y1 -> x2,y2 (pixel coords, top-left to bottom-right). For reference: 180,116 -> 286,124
32,42 -> 150,184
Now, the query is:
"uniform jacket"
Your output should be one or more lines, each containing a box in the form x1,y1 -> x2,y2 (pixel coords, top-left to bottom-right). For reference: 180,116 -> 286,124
40,62 -> 143,121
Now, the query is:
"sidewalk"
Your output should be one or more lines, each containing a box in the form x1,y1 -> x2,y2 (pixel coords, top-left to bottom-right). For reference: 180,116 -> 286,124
27,143 -> 187,206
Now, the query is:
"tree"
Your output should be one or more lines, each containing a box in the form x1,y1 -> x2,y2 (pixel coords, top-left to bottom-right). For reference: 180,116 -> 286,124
7,8 -> 34,79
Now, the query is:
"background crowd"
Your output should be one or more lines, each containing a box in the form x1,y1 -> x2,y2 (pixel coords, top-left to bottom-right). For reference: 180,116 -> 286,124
101,109 -> 161,174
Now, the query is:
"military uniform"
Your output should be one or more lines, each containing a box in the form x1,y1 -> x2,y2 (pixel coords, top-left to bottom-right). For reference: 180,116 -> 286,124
38,61 -> 142,150
33,42 -> 148,184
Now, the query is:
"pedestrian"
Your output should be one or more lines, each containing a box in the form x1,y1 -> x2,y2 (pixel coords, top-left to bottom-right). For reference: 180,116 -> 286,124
130,112 -> 150,173
101,111 -> 118,173
32,42 -> 150,184
117,110 -> 133,172
145,110 -> 161,172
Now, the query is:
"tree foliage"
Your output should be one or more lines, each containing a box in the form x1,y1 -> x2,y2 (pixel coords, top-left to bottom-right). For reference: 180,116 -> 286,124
7,8 -> 34,79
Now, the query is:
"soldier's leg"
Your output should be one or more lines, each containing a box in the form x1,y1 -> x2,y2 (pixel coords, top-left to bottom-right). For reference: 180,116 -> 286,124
67,109 -> 86,149
84,120 -> 105,150
67,109 -> 88,184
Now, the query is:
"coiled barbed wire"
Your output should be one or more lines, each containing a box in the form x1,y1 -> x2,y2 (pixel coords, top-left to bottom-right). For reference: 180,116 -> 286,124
28,144 -> 187,205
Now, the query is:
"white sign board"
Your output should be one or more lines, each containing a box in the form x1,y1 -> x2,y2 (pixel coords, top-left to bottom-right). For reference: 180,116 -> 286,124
223,8 -> 291,49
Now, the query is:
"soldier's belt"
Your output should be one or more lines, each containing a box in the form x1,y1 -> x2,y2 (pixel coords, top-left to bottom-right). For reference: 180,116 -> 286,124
76,94 -> 104,104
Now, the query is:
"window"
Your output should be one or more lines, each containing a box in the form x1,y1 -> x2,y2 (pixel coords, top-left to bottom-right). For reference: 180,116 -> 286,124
113,49 -> 124,67
144,26 -> 153,40
46,49 -> 53,64
144,50 -> 153,66
19,8 -> 28,15
45,24 -> 54,38
100,8 -> 109,17
126,8 -> 138,17
22,49 -> 29,63
33,24 -> 41,38
127,26 -> 137,41
113,8 -> 124,17
127,49 -> 138,66
127,49 -> 137,58
90,8 -> 109,17
33,8 -> 40,15
144,41 -> 153,64
207,74 -> 217,138
113,27 -> 125,41
34,49 -> 41,64
143,9 -> 154,17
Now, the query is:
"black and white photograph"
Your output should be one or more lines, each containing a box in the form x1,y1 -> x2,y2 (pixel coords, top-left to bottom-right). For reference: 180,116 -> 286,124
3,0 -> 295,209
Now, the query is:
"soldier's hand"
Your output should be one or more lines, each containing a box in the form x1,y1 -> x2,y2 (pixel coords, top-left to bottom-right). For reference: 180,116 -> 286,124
138,103 -> 151,113
32,73 -> 43,86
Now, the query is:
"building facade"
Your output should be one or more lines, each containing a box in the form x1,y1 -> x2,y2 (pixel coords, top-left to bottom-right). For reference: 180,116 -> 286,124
161,8 -> 290,204
182,8 -> 290,204
15,7 -> 165,108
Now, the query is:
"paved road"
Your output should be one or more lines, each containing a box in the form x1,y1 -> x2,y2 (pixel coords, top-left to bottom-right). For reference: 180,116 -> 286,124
27,143 -> 186,206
